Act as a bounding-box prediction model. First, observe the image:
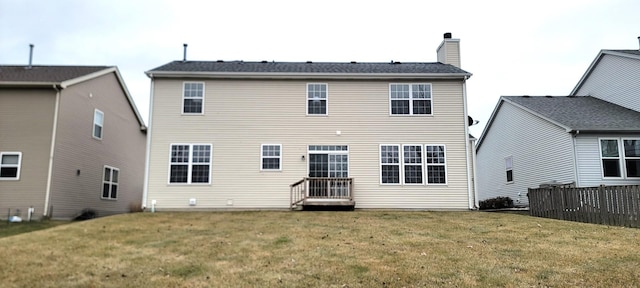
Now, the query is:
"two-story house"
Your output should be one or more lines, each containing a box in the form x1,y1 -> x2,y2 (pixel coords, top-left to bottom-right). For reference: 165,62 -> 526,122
0,65 -> 147,219
476,46 -> 640,206
143,33 -> 476,210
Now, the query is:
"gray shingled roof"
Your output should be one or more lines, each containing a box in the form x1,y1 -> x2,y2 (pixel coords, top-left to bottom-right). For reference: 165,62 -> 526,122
148,61 -> 470,74
504,96 -> 640,132
0,65 -> 110,83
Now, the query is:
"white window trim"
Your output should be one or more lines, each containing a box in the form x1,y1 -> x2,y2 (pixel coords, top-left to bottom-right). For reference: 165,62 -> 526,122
260,144 -> 282,171
93,109 -> 104,140
425,144 -> 448,185
624,138 -> 640,179
388,83 -> 433,116
599,137 -> 640,179
505,155 -> 514,184
0,151 -> 22,180
168,143 -> 212,185
102,165 -> 119,200
182,82 -> 205,115
306,83 -> 328,116
402,144 -> 425,185
379,144 -> 401,185
599,138 -> 623,179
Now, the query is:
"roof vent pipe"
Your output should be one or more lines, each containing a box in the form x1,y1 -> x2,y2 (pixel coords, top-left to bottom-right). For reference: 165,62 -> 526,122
28,44 -> 34,69
183,43 -> 188,62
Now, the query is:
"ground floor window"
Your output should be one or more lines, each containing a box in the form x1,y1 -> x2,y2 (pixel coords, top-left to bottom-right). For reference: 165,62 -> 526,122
169,144 -> 212,184
600,138 -> 640,178
261,144 -> 282,171
0,152 -> 21,180
102,166 -> 119,199
380,144 -> 447,185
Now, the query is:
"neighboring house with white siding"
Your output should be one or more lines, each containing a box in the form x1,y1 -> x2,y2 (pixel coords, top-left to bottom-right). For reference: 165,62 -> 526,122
0,65 -> 147,219
476,48 -> 640,206
143,33 -> 478,211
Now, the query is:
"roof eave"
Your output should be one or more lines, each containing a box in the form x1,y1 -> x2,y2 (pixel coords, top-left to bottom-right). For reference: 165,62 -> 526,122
0,81 -> 61,88
145,71 -> 472,80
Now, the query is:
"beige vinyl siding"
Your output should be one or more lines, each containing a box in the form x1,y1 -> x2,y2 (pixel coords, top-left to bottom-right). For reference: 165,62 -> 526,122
476,101 -> 576,206
49,72 -> 146,219
0,89 -> 55,219
574,54 -> 640,112
147,79 -> 470,210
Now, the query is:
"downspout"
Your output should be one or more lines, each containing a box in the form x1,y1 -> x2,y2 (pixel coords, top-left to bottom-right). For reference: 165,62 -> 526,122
571,130 -> 581,187
43,84 -> 61,217
472,138 -> 479,208
142,77 -> 154,210
462,76 -> 475,209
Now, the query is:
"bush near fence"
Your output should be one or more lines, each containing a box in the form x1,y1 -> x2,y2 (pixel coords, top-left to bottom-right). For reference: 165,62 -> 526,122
528,185 -> 640,228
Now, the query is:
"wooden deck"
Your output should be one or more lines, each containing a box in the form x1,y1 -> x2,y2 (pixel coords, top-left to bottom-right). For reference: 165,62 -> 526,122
290,177 -> 355,210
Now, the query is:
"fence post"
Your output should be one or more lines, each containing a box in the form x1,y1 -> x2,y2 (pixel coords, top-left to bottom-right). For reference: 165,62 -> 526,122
598,185 -> 608,225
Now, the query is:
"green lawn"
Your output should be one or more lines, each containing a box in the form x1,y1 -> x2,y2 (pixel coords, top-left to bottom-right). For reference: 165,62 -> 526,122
0,211 -> 638,287
0,220 -> 67,238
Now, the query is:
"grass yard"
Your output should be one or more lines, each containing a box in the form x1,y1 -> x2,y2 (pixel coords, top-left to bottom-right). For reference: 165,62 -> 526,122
0,220 -> 67,239
0,211 -> 639,287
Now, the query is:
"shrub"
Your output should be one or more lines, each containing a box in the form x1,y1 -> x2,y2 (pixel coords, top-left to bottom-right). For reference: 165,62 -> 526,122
479,196 -> 514,210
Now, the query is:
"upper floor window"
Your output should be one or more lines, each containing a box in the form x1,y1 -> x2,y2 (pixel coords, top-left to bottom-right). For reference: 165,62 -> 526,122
389,84 -> 432,115
102,166 -> 119,199
261,144 -> 282,171
0,152 -> 21,180
93,109 -> 104,139
600,138 -> 640,178
183,82 -> 204,114
169,144 -> 212,184
505,156 -> 514,183
307,83 -> 327,115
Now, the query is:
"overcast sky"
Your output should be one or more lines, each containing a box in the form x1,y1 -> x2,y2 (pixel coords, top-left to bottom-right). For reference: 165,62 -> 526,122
1,0 -> 639,135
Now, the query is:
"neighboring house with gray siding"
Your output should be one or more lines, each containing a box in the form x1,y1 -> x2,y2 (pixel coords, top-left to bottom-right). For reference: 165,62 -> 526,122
144,33 -> 478,211
476,48 -> 640,206
0,66 -> 146,219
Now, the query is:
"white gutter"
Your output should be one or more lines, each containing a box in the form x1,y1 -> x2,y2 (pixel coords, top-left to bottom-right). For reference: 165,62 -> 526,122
142,77 -> 154,209
43,85 -> 61,217
462,77 -> 475,209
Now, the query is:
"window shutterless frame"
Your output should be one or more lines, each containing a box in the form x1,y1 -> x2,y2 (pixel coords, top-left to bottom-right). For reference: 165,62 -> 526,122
306,83 -> 328,116
425,144 -> 447,185
388,83 -> 433,116
260,144 -> 282,171
93,109 -> 104,140
168,143 -> 212,184
599,138 -> 623,179
402,144 -> 424,185
182,82 -> 205,115
102,165 -> 119,200
0,152 -> 22,180
379,144 -> 401,185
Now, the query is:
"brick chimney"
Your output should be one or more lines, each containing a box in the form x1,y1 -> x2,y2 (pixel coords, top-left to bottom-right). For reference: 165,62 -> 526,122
436,32 -> 461,68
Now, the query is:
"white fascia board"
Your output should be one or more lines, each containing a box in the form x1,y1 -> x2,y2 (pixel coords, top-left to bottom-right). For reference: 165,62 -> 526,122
0,81 -> 59,87
60,67 -> 116,88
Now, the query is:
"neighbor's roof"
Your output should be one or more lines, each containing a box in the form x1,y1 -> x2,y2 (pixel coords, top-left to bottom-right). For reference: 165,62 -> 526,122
0,65 -> 110,84
146,60 -> 471,79
0,65 -> 146,129
571,49 -> 640,95
476,96 -> 640,151
503,96 -> 640,131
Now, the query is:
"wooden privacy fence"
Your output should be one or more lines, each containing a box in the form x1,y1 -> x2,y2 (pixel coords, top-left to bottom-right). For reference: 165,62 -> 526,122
528,185 -> 640,228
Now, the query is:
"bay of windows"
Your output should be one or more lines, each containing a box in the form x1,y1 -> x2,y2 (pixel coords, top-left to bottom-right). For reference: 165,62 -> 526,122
380,144 -> 446,185
600,138 -> 640,178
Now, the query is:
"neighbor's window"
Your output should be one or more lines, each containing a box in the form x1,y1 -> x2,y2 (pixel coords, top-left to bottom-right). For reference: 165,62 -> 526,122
0,152 -> 21,180
505,156 -> 513,183
307,83 -> 327,115
600,139 -> 621,178
93,109 -> 104,139
183,82 -> 204,114
261,144 -> 282,171
389,84 -> 432,115
169,144 -> 212,184
102,166 -> 119,199
403,145 -> 423,184
624,139 -> 640,178
426,145 -> 446,184
380,145 -> 400,184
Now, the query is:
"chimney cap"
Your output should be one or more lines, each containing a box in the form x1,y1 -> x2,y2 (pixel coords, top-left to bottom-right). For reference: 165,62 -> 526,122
444,32 -> 452,39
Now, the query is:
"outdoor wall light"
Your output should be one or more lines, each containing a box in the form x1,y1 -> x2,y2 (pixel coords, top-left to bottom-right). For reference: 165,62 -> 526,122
301,155 -> 305,160
76,169 -> 81,176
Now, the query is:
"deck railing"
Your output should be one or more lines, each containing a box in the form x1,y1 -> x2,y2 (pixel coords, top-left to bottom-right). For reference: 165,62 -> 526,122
290,177 -> 353,209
